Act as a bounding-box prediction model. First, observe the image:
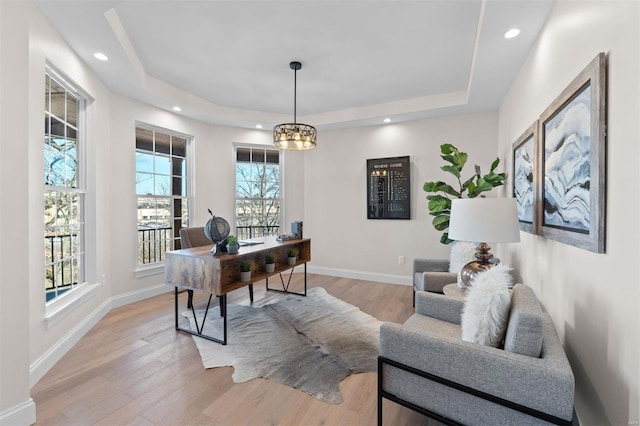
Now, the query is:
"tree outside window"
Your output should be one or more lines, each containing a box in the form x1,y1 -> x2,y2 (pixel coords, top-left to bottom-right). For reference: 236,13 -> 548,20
235,147 -> 281,239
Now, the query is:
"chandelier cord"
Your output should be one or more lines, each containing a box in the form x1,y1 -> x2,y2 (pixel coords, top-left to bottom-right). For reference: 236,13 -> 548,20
293,67 -> 297,124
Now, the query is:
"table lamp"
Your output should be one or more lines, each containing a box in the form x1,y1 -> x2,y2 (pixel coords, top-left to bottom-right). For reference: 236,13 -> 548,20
448,197 -> 520,289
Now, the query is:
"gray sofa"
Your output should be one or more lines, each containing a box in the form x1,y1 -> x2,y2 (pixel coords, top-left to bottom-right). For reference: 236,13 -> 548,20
378,284 -> 578,425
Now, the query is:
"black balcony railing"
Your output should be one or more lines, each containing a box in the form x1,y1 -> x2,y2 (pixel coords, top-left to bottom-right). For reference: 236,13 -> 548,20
236,225 -> 280,240
138,227 -> 173,265
136,225 -> 280,265
45,233 -> 76,302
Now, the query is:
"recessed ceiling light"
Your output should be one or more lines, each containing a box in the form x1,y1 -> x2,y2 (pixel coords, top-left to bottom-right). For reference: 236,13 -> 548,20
93,52 -> 109,61
172,106 -> 182,112
504,28 -> 521,39
256,124 -> 263,129
384,118 -> 391,123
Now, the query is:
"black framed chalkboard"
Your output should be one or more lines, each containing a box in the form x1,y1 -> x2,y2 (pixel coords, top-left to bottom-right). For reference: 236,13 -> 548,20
367,156 -> 410,219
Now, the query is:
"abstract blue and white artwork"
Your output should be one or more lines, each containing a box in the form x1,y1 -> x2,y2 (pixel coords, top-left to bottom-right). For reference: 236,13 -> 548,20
514,136 -> 535,223
543,84 -> 591,232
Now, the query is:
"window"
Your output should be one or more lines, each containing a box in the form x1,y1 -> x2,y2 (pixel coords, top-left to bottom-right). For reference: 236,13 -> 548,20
235,146 -> 281,239
136,125 -> 189,265
44,72 -> 85,302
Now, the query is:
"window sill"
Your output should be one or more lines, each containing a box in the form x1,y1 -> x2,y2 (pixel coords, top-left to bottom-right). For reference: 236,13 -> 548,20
134,263 -> 165,279
45,282 -> 100,328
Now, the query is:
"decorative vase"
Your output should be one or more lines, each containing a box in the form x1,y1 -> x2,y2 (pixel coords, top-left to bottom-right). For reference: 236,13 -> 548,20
287,256 -> 296,266
240,271 -> 251,282
265,263 -> 275,273
227,244 -> 239,254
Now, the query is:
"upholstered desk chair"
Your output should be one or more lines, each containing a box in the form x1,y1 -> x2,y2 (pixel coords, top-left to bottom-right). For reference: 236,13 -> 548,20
179,227 -> 211,309
179,227 -> 255,309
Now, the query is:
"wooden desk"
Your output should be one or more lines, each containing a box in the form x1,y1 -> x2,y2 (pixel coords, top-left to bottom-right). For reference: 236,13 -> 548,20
165,236 -> 311,344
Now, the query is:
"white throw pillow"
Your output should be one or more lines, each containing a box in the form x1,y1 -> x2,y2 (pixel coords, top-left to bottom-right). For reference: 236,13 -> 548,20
461,264 -> 513,348
448,241 -> 477,273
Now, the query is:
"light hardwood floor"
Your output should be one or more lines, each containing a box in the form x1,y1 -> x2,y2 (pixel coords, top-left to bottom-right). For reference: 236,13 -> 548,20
32,274 -> 429,425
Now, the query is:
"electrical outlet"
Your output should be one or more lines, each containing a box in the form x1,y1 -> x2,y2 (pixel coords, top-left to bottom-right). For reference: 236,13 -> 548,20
398,256 -> 405,265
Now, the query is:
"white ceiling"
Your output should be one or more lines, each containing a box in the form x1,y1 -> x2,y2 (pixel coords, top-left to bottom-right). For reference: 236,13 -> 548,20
34,0 -> 555,130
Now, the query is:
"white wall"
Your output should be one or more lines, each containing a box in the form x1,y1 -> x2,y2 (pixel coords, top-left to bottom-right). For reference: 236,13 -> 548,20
27,0 -> 114,374
304,111 -> 500,283
497,1 -> 639,424
0,2 -> 35,424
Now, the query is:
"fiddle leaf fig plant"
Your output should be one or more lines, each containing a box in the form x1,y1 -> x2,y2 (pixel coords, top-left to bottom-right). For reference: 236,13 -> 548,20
423,144 -> 505,244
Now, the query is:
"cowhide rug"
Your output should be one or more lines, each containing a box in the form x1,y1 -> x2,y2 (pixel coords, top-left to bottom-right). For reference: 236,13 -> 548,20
183,287 -> 381,403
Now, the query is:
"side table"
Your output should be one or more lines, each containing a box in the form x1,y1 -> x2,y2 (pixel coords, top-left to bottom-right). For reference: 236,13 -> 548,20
442,283 -> 467,301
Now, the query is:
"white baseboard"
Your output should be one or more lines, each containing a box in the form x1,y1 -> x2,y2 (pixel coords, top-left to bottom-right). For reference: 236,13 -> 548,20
30,298 -> 112,387
110,283 -> 171,309
0,398 -> 36,425
30,284 -> 170,387
307,265 -> 412,286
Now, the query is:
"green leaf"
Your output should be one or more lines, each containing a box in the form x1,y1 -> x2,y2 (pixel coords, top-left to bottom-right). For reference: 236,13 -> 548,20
461,175 -> 475,190
484,171 -> 506,188
475,177 -> 493,193
467,181 -> 476,194
432,214 -> 450,231
440,144 -> 456,155
452,152 -> 468,169
490,157 -> 500,172
438,184 -> 461,198
441,155 -> 455,165
428,195 -> 451,213
440,232 -> 454,245
423,181 -> 436,192
441,165 -> 460,178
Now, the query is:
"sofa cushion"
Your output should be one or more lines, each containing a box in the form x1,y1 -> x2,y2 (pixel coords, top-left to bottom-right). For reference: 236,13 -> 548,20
503,284 -> 544,357
461,265 -> 512,347
404,313 -> 461,340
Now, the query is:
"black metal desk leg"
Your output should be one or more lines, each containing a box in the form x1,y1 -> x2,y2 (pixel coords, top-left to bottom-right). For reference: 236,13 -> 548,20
249,283 -> 254,303
187,289 -> 194,309
174,287 -> 179,328
174,288 -> 227,345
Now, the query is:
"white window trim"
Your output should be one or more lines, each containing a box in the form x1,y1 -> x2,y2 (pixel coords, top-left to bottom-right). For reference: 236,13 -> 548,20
134,122 -> 193,271
45,282 -> 99,327
232,143 -> 284,236
44,64 -> 95,308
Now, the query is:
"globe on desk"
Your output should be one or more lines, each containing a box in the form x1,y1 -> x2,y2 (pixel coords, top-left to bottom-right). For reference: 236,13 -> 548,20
204,215 -> 230,255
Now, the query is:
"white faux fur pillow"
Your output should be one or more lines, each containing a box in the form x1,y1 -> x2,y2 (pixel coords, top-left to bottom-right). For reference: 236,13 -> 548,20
448,241 -> 477,273
461,264 -> 513,347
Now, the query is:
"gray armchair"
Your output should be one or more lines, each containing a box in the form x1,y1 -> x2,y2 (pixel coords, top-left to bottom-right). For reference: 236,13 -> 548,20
412,258 -> 456,306
378,284 -> 578,425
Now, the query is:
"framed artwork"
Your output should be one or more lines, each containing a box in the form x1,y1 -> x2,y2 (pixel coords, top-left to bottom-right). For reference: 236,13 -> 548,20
367,156 -> 410,219
538,52 -> 606,253
512,121 -> 538,234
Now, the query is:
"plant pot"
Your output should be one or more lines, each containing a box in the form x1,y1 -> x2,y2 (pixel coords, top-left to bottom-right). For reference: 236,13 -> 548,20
240,271 -> 251,282
265,263 -> 275,273
227,244 -> 239,254
287,256 -> 296,266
